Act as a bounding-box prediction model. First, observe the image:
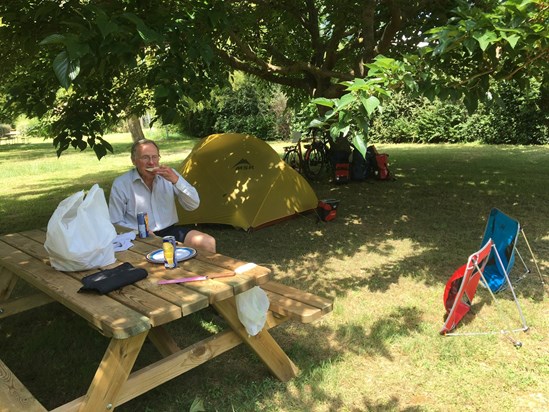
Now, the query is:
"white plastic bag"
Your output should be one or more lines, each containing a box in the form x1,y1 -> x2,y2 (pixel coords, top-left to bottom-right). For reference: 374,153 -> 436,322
235,286 -> 270,336
44,184 -> 117,271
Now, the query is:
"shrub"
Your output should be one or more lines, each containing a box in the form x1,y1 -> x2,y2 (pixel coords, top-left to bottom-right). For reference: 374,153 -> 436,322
368,80 -> 547,145
415,100 -> 467,143
182,73 -> 290,140
15,116 -> 51,137
482,80 -> 548,145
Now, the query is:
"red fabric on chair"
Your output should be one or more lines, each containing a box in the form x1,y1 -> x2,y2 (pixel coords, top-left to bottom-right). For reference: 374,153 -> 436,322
440,240 -> 493,335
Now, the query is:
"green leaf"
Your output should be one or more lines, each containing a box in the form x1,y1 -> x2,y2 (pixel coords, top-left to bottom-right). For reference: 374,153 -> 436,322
330,121 -> 350,138
93,144 -> 107,160
463,38 -> 478,54
502,33 -> 520,48
103,141 -> 114,154
121,12 -> 162,44
403,73 -> 416,91
308,119 -> 326,129
463,93 -> 479,114
154,84 -> 170,98
189,397 -> 206,412
161,107 -> 178,124
95,10 -> 119,38
311,97 -> 334,108
68,62 -> 80,81
40,34 -> 65,45
333,93 -> 355,112
345,78 -> 368,91
356,117 -> 369,136
473,31 -> 499,51
360,95 -> 380,117
53,51 -> 71,89
352,135 -> 368,159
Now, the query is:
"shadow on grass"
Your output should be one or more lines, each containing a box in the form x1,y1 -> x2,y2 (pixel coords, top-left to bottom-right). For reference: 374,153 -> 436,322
206,171 -> 547,300
0,139 -> 135,159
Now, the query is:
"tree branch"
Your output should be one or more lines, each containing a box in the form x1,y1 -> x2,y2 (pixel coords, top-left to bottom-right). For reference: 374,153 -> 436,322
375,0 -> 403,55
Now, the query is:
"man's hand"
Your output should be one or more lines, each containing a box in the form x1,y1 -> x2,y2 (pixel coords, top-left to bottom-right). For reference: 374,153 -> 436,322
153,166 -> 179,184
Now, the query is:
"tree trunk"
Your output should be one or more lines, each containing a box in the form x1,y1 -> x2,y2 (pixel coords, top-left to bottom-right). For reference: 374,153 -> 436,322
127,115 -> 145,142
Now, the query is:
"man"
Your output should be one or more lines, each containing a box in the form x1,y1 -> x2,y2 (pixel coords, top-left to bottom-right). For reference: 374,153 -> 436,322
109,139 -> 216,253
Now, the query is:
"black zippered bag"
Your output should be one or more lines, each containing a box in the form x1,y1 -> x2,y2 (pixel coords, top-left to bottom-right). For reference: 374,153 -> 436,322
78,262 -> 147,294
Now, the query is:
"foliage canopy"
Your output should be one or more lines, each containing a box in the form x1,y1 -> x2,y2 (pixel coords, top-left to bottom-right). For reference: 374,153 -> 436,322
0,0 -> 547,157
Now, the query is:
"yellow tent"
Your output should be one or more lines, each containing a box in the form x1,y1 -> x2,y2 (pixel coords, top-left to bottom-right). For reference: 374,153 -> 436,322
177,133 -> 318,230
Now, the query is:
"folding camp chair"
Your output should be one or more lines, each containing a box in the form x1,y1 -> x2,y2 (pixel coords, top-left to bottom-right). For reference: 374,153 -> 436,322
480,208 -> 544,293
441,239 -> 529,347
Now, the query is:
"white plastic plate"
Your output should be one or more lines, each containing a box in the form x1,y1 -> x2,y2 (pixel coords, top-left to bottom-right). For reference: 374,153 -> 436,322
146,247 -> 197,264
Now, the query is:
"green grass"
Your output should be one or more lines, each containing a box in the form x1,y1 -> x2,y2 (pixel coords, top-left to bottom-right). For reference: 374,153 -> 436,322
0,132 -> 200,234
0,136 -> 548,411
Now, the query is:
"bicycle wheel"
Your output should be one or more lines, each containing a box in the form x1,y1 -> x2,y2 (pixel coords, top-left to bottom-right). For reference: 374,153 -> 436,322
304,145 -> 326,179
283,148 -> 302,174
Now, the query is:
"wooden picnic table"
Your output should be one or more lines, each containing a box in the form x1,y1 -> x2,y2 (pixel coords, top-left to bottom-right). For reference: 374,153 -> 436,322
0,229 -> 325,411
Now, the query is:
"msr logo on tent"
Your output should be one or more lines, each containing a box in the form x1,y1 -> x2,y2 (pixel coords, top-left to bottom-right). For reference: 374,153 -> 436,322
234,159 -> 254,171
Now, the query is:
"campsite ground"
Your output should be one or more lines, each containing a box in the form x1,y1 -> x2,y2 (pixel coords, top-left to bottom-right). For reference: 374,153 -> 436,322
1,133 -> 548,411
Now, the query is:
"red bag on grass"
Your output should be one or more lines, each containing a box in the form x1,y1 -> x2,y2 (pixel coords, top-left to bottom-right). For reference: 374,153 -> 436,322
317,199 -> 339,222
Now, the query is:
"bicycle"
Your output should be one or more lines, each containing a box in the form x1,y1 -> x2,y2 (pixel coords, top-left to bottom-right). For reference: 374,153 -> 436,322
283,130 -> 330,179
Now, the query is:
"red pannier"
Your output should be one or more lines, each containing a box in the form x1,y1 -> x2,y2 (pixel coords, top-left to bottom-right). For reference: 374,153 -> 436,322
334,163 -> 350,184
367,145 -> 391,181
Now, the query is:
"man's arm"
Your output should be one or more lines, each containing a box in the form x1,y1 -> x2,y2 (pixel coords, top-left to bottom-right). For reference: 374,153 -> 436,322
108,181 -> 135,230
173,175 -> 200,211
156,166 -> 200,211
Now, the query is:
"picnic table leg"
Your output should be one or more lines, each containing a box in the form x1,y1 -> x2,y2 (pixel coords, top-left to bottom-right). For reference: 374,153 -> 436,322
148,326 -> 181,357
78,331 -> 148,412
213,297 -> 299,382
0,266 -> 18,302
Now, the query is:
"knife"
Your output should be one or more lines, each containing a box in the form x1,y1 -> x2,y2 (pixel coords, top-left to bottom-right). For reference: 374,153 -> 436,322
157,276 -> 208,285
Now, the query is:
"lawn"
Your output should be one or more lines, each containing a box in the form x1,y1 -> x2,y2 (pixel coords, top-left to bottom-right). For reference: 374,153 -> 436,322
0,134 -> 548,412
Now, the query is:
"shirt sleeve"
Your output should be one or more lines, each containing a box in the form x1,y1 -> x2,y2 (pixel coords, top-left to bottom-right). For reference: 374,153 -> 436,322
108,179 -> 135,230
172,170 -> 200,211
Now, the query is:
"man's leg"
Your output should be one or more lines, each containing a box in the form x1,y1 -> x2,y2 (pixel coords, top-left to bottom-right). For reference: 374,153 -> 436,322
184,230 -> 216,253
155,225 -> 216,253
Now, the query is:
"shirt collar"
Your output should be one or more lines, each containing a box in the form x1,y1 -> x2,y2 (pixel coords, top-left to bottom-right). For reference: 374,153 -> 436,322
131,168 -> 160,185
130,168 -> 143,182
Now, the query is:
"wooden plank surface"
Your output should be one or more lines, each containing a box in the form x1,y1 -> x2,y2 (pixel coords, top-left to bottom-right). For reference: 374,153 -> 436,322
0,359 -> 47,412
0,293 -> 54,320
261,281 -> 333,312
0,240 -> 150,339
117,234 -> 268,304
134,234 -> 272,287
0,228 -> 304,411
265,290 -> 323,323
3,232 -> 203,325
262,281 -> 334,323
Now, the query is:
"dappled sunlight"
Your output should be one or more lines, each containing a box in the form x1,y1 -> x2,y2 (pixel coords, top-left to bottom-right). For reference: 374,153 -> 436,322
343,215 -> 365,225
271,236 -> 433,295
176,133 -> 318,230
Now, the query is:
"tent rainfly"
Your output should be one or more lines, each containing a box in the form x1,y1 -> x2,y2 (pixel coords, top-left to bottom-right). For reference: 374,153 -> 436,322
177,133 -> 319,230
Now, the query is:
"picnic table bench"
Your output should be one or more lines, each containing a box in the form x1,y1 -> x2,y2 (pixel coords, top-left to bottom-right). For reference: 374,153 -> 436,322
0,229 -> 333,411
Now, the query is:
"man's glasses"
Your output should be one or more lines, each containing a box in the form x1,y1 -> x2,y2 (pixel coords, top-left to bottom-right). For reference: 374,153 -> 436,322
139,155 -> 161,162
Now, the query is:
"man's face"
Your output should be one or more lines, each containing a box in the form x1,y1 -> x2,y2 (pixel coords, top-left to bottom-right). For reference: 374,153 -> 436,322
132,143 -> 160,176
